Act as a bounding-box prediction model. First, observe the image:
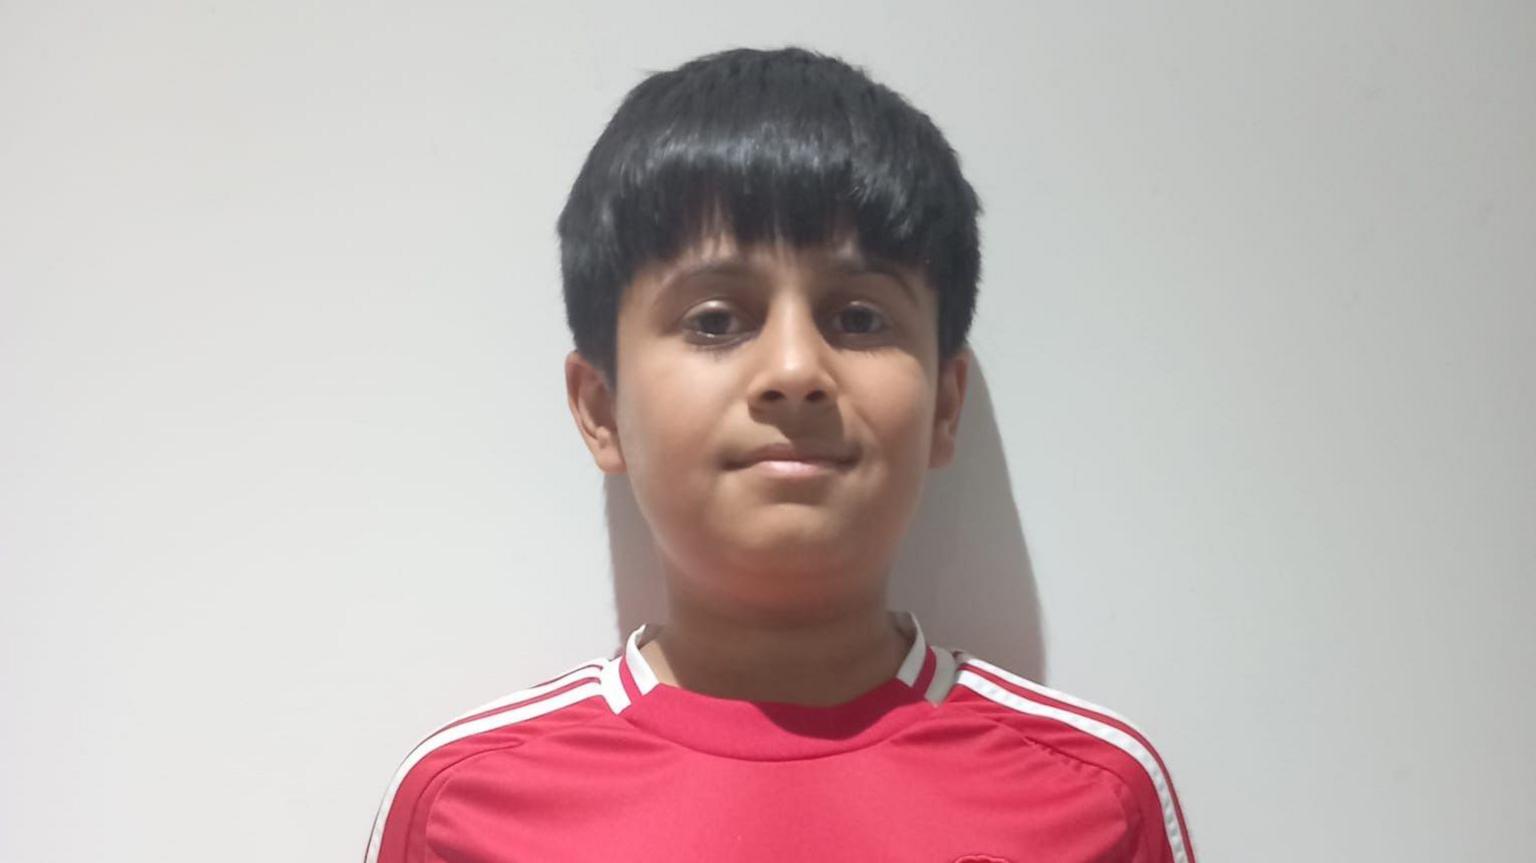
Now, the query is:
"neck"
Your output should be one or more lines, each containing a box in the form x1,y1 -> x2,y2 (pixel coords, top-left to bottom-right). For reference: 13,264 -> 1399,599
640,585 -> 910,708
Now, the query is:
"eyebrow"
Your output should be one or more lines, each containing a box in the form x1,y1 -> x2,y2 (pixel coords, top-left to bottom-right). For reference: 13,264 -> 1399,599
657,253 -> 918,304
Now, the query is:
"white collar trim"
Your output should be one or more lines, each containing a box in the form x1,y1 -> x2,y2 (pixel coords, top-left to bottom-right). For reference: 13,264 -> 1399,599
615,609 -> 933,701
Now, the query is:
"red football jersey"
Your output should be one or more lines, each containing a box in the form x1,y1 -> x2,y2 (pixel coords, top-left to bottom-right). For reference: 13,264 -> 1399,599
364,610 -> 1195,862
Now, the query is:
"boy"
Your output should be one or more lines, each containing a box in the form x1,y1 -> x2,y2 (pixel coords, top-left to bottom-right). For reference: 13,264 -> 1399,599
364,46 -> 1196,862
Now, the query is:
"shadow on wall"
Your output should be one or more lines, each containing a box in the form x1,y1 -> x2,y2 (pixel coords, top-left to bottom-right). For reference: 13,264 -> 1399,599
599,355 -> 1047,685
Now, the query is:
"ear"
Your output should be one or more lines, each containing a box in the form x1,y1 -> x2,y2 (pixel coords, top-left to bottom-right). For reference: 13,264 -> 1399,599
928,346 -> 971,469
565,350 -> 627,474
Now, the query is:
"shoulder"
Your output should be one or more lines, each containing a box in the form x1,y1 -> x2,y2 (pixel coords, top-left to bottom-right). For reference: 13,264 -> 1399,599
361,654 -> 614,863
945,649 -> 1198,863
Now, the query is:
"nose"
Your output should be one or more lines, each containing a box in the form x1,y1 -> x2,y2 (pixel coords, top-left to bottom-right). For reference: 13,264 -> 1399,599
749,296 -> 838,409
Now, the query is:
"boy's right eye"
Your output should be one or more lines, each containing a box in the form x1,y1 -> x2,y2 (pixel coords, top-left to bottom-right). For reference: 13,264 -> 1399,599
682,304 -> 743,344
689,308 -> 737,337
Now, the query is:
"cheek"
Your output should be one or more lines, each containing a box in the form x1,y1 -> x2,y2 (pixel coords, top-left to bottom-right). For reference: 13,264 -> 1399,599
861,366 -> 935,463
616,364 -> 730,496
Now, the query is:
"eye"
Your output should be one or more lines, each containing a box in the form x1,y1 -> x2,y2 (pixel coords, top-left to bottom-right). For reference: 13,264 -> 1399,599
835,303 -> 889,336
683,306 -> 743,341
680,301 -> 891,347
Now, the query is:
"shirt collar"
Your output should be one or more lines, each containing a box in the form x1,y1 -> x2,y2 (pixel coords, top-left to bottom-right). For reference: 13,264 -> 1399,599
622,608 -> 933,696
597,609 -> 955,760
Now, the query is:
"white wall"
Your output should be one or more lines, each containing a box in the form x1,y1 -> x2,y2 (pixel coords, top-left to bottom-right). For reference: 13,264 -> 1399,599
3,2 -> 1532,860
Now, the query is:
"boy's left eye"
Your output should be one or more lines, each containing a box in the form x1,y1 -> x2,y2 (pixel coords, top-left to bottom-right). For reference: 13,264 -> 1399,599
834,305 -> 885,335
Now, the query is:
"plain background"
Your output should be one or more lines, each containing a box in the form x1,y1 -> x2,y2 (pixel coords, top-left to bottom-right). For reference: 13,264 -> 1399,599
3,2 -> 1533,860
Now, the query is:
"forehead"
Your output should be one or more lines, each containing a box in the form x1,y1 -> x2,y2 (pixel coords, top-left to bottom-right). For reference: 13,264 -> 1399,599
627,228 -> 928,304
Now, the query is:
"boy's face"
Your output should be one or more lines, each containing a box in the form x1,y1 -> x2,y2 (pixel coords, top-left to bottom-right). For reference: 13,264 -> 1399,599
566,230 -> 969,610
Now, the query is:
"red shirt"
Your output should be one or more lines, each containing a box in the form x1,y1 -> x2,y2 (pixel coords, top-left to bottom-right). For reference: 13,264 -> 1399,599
364,610 -> 1196,862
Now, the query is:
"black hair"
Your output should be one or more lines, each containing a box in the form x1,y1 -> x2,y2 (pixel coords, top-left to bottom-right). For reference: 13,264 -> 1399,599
557,45 -> 982,391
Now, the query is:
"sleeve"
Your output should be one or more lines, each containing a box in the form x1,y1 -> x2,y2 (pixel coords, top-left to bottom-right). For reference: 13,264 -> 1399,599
1125,735 -> 1196,863
362,656 -> 609,862
361,752 -> 433,863
365,718 -> 485,859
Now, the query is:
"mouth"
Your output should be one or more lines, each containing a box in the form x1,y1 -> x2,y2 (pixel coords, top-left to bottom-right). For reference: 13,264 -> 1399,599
727,455 -> 857,478
727,441 -> 859,471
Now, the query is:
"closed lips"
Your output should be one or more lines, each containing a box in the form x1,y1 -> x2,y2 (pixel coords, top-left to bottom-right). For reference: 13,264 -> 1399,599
730,444 -> 856,468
